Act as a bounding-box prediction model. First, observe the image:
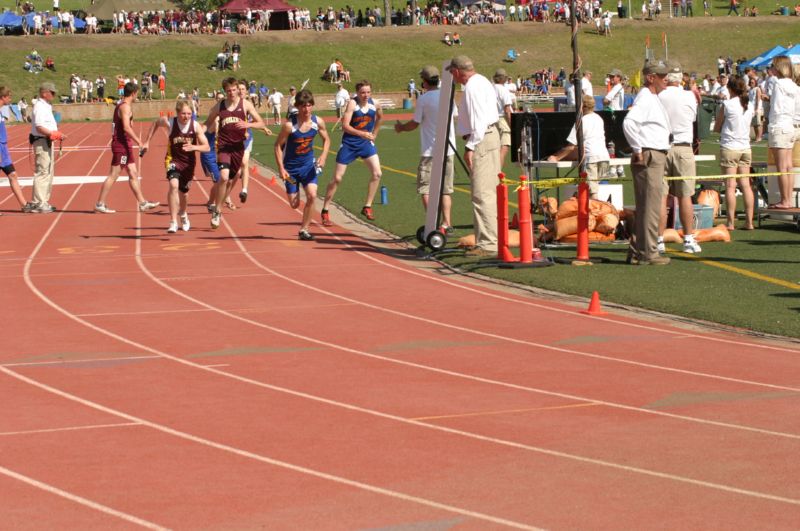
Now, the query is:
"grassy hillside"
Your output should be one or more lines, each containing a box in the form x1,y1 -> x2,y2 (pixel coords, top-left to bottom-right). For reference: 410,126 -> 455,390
1,17 -> 799,100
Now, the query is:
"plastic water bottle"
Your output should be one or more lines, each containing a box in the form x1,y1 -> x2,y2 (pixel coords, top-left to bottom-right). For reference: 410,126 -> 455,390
380,185 -> 388,205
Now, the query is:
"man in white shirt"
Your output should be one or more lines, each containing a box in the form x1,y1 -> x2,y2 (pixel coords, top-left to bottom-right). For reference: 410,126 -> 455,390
493,68 -> 514,164
333,82 -> 349,127
604,68 -> 625,110
395,65 -> 457,233
565,71 -> 594,110
623,60 -> 672,265
712,74 -> 730,100
267,88 -> 284,125
448,55 -> 501,257
30,82 -> 64,213
658,60 -> 701,254
547,94 -> 610,199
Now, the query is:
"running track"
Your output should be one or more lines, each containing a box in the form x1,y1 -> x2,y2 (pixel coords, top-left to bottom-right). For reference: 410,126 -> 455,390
2,122 -> 800,529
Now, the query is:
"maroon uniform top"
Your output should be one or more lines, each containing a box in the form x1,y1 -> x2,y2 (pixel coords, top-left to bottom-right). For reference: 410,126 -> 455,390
111,101 -> 133,153
216,98 -> 246,152
165,118 -> 197,175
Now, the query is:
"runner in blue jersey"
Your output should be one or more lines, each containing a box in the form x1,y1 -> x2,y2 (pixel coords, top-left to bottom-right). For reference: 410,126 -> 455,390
0,86 -> 30,211
320,79 -> 383,225
274,89 -> 330,241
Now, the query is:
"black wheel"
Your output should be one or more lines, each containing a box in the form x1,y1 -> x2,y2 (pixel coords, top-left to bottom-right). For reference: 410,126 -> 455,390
426,230 -> 447,252
416,225 -> 426,245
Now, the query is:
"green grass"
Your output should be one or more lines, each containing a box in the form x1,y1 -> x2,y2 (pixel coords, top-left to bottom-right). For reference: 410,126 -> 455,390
247,120 -> 800,340
2,17 -> 800,101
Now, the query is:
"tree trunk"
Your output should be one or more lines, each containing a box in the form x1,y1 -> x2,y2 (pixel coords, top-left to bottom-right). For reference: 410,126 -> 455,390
384,0 -> 390,25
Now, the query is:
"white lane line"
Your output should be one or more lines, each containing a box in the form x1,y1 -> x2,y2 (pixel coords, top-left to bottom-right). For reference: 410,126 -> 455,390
0,176 -> 125,188
232,179 -> 800,395
17,156 -> 800,511
1,368 -> 542,530
1,422 -> 141,436
0,463 -> 167,530
2,355 -> 162,368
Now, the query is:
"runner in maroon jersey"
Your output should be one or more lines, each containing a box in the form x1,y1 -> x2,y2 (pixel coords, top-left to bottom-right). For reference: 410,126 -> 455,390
143,99 -> 210,233
203,76 -> 263,229
95,82 -> 160,214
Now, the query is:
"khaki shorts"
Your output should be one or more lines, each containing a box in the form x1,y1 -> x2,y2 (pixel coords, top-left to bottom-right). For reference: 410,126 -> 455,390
585,161 -> 609,197
719,147 -> 752,169
666,145 -> 696,198
497,117 -> 511,148
751,110 -> 763,127
767,124 -> 796,149
417,155 -> 455,195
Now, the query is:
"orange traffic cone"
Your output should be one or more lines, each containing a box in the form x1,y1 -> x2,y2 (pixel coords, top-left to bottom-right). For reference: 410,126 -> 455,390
269,175 -> 277,186
510,212 -> 519,229
581,291 -> 607,316
250,165 -> 260,177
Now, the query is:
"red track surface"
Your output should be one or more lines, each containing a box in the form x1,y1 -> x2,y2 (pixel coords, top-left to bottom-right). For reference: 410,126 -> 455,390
2,122 -> 800,529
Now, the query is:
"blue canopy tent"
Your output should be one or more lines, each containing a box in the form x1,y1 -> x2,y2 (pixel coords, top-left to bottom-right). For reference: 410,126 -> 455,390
0,11 -> 23,28
783,43 -> 800,64
745,45 -> 787,69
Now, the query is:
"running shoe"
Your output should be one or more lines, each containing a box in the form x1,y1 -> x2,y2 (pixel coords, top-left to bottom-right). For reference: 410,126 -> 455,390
321,209 -> 333,227
139,200 -> 160,212
21,202 -> 38,213
361,206 -> 375,221
657,241 -> 666,254
298,229 -> 314,241
34,203 -> 55,213
180,213 -> 191,232
167,221 -> 178,233
210,208 -> 221,229
206,202 -> 215,214
94,202 -> 116,214
239,190 -> 248,203
683,239 -> 702,254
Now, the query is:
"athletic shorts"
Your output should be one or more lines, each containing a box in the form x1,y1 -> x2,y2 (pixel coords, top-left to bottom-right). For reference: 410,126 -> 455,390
200,151 -> 221,183
111,145 -> 135,167
335,140 -> 377,165
284,165 -> 318,194
216,145 -> 244,178
167,169 -> 194,193
1,164 -> 15,176
417,155 -> 454,196
0,142 -> 12,168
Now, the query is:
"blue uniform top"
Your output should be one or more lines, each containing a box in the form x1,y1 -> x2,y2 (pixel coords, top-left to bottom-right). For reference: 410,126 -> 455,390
0,107 -> 9,144
341,97 -> 377,147
284,115 -> 319,171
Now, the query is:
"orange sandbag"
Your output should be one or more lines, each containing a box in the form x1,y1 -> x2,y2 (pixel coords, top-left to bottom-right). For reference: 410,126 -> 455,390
696,189 -> 721,217
680,224 -> 731,243
595,213 -> 619,235
557,197 -> 617,220
556,197 -> 579,219
560,231 -> 616,242
589,198 -> 617,217
662,228 -> 683,243
555,214 -> 596,239
458,231 -> 521,248
539,196 -> 558,217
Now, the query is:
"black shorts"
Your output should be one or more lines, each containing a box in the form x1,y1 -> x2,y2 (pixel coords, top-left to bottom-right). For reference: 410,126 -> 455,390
167,169 -> 193,194
1,164 -> 15,176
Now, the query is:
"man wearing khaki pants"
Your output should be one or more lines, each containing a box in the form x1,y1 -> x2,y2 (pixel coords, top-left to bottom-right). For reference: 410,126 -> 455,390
29,82 -> 64,213
447,55 -> 501,258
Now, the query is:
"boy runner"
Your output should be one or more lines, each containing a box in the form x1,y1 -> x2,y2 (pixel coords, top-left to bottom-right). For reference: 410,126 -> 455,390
95,82 -> 159,213
274,89 -> 331,240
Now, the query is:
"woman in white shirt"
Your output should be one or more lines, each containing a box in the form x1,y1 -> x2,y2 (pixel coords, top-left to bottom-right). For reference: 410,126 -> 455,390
748,77 -> 763,142
767,56 -> 798,209
715,76 -> 755,230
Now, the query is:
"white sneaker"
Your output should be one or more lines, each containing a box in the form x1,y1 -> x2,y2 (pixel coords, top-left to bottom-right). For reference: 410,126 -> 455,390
139,200 -> 160,212
210,209 -> 221,229
180,214 -> 190,232
683,239 -> 702,254
657,241 -> 666,254
94,202 -> 116,214
167,221 -> 178,233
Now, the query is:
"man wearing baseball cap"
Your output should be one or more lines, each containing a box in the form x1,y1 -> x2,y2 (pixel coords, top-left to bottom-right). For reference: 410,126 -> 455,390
493,68 -> 514,165
29,82 -> 64,213
447,55 -> 501,258
394,65 -> 457,234
604,68 -> 625,111
658,59 -> 701,254
622,60 -> 672,265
